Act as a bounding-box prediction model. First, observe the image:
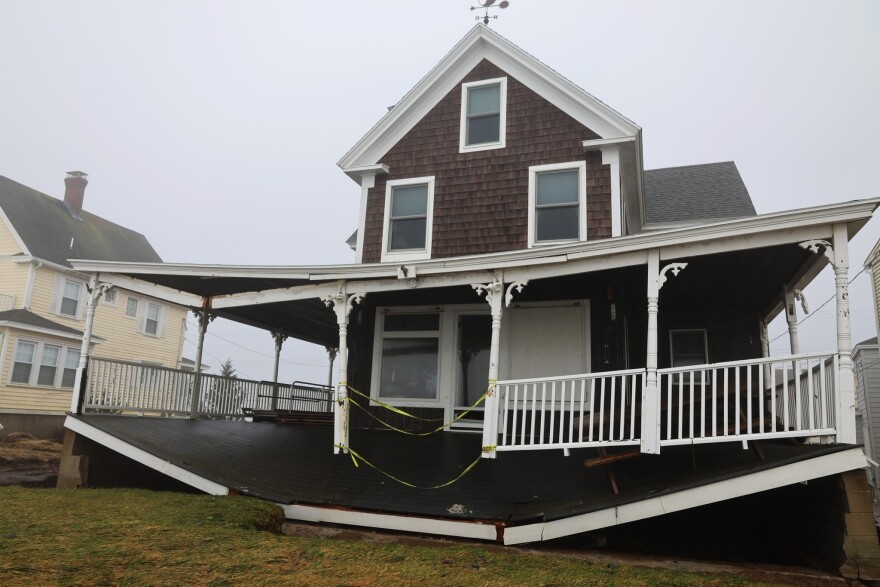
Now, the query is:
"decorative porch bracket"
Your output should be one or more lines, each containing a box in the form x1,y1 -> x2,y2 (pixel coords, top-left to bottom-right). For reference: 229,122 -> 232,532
270,331 -> 288,411
641,255 -> 687,454
70,276 -> 113,414
473,277 -> 528,459
190,307 -> 215,419
322,289 -> 365,454
800,232 -> 856,444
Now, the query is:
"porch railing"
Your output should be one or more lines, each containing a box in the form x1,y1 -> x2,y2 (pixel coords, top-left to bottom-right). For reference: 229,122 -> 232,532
495,368 -> 645,452
83,357 -> 332,419
657,351 -> 837,447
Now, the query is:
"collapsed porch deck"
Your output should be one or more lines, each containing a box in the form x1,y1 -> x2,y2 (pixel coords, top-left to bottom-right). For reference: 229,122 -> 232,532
65,413 -> 866,544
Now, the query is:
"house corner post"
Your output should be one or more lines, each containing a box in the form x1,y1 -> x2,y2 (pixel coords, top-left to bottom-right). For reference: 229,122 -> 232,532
832,224 -> 856,444
190,304 -> 212,420
70,274 -> 109,415
323,289 -> 365,455
270,331 -> 287,411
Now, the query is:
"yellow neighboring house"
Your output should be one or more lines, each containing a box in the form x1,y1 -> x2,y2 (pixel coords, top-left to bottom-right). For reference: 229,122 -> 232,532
0,172 -> 187,437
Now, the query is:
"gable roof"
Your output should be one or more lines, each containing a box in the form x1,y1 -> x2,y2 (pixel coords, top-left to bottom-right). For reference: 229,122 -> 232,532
338,24 -> 640,176
643,162 -> 756,225
0,175 -> 162,268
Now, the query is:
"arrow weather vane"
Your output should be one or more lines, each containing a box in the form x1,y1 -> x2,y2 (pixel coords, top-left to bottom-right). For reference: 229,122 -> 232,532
471,0 -> 510,25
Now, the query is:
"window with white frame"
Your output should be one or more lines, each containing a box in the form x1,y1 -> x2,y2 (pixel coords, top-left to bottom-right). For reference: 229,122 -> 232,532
527,161 -> 587,247
670,329 -> 708,367
139,301 -> 167,337
372,311 -> 441,404
9,339 -> 81,388
381,177 -> 435,262
51,275 -> 86,319
124,296 -> 139,318
459,77 -> 507,152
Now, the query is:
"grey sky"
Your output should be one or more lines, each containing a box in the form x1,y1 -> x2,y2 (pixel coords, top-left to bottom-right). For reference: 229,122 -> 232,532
1,1 -> 878,382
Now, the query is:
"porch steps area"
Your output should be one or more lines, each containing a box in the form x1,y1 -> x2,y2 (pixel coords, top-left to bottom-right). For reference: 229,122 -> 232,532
63,414 -> 865,545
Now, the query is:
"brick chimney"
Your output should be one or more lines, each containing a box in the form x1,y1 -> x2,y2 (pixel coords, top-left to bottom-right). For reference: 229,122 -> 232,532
64,171 -> 88,218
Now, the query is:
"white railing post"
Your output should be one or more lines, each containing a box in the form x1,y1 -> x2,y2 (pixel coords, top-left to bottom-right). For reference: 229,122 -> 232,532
783,288 -> 801,354
473,277 -> 527,459
323,288 -> 365,455
70,275 -> 111,414
189,307 -> 212,419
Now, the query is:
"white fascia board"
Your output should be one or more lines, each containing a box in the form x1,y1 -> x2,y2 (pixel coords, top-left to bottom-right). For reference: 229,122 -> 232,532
866,237 -> 880,268
338,25 -> 640,174
582,136 -> 637,150
503,447 -> 867,545
0,206 -> 31,256
70,199 -> 879,295
342,164 -> 389,183
281,504 -> 498,542
64,416 -> 229,496
95,273 -> 204,309
12,255 -> 88,278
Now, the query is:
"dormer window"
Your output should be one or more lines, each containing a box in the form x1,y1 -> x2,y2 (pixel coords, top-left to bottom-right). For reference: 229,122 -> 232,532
381,176 -> 435,262
527,161 -> 587,247
459,77 -> 507,152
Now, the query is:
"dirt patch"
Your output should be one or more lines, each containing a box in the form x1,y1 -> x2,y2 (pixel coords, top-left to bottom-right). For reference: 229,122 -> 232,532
0,432 -> 62,487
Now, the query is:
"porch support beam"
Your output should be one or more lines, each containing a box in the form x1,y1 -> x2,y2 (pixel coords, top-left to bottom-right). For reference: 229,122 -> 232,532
190,307 -> 213,419
323,288 -> 365,454
831,224 -> 856,444
783,288 -> 801,355
326,346 -> 338,390
88,273 -> 204,309
271,331 -> 287,411
472,276 -> 528,459
70,274 -> 112,414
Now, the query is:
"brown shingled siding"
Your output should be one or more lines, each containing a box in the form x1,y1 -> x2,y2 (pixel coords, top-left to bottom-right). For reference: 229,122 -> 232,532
361,59 -> 612,263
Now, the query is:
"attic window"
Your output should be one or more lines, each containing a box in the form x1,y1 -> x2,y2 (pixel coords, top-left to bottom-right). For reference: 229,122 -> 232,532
459,77 -> 507,152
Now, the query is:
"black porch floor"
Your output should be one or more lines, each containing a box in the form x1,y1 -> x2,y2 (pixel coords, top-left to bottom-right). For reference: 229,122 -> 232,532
70,414 -> 854,526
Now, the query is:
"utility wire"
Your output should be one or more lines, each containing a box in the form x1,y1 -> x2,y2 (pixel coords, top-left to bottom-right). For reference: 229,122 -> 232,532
769,268 -> 866,344
185,320 -> 329,368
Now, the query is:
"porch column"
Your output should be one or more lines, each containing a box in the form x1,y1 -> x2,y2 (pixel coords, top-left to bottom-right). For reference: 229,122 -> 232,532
69,275 -> 112,414
783,288 -> 800,354
190,307 -> 213,420
641,252 -> 686,455
473,278 -> 528,459
759,319 -> 772,391
325,346 -> 338,389
270,331 -> 287,411
323,290 -> 365,454
831,224 -> 856,444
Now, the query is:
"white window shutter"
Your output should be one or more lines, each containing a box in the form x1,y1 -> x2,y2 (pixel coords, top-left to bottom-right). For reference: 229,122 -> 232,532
157,305 -> 168,338
50,274 -> 64,315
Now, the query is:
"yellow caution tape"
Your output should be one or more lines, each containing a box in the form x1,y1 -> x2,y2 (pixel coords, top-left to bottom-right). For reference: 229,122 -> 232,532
346,394 -> 488,437
345,385 -> 444,421
334,443 -> 483,489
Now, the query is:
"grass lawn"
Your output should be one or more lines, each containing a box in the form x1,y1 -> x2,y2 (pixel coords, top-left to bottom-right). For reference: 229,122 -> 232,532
0,486 -> 790,586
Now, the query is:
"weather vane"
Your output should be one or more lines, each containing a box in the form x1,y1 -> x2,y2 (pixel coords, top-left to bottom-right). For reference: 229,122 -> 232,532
471,0 -> 509,25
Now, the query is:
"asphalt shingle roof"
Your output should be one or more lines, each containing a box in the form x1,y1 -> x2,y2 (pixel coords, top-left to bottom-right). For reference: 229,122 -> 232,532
643,161 -> 756,225
0,175 -> 162,268
0,309 -> 84,336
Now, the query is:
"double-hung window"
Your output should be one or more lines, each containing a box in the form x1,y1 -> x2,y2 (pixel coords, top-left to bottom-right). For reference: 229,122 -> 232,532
670,330 -> 708,367
37,345 -> 60,386
11,341 -> 36,384
125,296 -> 139,318
372,311 -> 441,405
528,161 -> 587,247
139,301 -> 166,337
52,275 -> 86,319
460,77 -> 507,152
381,177 -> 435,262
61,348 -> 81,388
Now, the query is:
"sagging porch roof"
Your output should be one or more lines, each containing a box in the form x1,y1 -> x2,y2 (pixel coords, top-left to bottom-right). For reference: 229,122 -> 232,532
70,199 -> 879,347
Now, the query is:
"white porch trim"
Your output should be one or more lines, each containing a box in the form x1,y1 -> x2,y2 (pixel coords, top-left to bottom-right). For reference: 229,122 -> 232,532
502,446 -> 867,545
63,415 -> 230,496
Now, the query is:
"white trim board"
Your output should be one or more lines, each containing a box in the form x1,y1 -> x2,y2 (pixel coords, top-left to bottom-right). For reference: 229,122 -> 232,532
63,416 -> 229,496
503,447 -> 867,545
